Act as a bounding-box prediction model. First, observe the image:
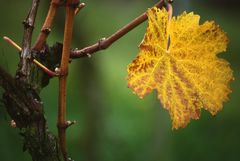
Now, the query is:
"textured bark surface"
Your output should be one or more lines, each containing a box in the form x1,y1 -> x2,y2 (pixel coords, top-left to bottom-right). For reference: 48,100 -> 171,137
0,43 -> 63,161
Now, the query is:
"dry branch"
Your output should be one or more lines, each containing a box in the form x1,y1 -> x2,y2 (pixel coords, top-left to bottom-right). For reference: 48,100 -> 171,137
70,0 -> 165,58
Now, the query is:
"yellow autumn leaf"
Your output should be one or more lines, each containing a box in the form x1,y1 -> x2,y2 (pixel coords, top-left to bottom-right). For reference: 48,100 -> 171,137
127,7 -> 233,129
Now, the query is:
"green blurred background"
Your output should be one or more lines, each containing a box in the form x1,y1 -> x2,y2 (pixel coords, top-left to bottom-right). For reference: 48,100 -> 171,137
0,0 -> 239,161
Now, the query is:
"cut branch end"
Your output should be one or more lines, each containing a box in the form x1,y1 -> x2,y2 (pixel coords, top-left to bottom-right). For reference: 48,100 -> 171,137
3,36 -> 22,52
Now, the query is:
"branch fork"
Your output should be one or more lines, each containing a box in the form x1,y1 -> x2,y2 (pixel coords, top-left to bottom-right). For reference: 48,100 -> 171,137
2,1 -> 174,161
3,36 -> 58,77
70,0 -> 167,58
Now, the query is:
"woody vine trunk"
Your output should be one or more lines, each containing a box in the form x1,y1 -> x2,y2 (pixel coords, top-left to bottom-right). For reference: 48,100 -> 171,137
0,0 -> 63,160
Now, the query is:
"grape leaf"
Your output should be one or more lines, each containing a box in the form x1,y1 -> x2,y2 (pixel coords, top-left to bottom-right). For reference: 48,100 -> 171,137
127,7 -> 233,129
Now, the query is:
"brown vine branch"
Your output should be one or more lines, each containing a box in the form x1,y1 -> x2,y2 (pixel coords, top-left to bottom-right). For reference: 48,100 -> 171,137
33,0 -> 63,51
58,0 -> 79,160
0,64 -> 62,161
2,1 -> 174,161
19,0 -> 40,80
2,1 -> 62,159
70,0 -> 165,58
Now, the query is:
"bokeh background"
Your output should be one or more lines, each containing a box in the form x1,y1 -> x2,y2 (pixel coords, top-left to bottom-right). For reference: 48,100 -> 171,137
0,0 -> 240,161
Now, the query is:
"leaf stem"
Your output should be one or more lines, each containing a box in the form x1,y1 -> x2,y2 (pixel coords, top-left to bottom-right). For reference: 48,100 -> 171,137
70,0 -> 165,58
166,2 -> 173,51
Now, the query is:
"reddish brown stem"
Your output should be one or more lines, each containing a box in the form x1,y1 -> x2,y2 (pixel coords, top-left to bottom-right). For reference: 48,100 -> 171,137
70,0 -> 165,58
58,0 -> 78,160
32,0 -> 62,51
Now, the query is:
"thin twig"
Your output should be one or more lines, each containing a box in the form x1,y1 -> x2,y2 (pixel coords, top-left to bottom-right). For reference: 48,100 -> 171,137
3,36 -> 57,77
32,0 -> 63,51
70,0 -> 165,58
3,36 -> 22,51
33,59 -> 57,77
58,0 -> 79,160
